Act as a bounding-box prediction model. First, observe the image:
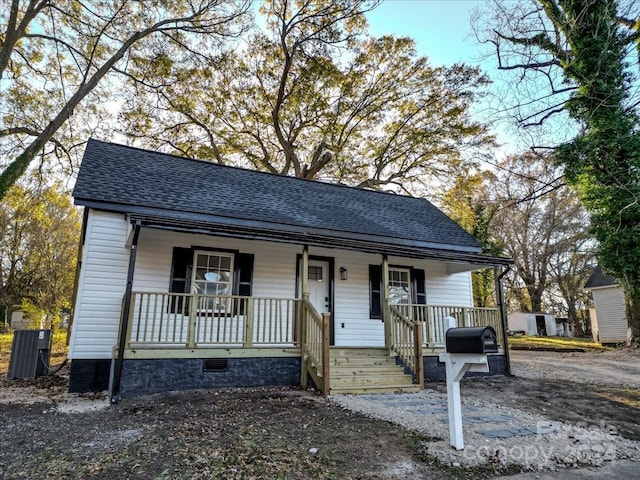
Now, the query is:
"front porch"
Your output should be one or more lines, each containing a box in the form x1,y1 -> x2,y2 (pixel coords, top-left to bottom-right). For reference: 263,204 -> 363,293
119,290 -> 504,395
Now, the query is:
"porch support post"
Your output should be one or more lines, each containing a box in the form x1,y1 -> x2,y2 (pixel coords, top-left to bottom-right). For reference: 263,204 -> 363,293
301,245 -> 310,301
321,312 -> 331,395
110,221 -> 141,404
300,245 -> 310,389
495,265 -> 512,375
414,320 -> 424,389
382,254 -> 392,355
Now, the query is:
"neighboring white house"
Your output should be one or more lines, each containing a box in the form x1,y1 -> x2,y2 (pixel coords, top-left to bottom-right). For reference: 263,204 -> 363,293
507,312 -> 556,336
69,140 -> 512,401
584,266 -> 629,345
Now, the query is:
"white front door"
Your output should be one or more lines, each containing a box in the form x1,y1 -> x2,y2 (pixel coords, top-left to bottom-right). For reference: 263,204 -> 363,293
307,260 -> 330,314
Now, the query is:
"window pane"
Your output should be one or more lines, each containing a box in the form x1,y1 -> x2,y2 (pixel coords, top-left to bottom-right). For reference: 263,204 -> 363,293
208,255 -> 220,269
308,266 -> 323,281
195,268 -> 208,281
194,281 -> 206,294
220,256 -> 231,271
204,272 -> 220,282
197,255 -> 208,267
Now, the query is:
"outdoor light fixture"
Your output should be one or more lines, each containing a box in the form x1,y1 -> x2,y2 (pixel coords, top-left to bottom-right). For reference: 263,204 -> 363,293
340,267 -> 348,280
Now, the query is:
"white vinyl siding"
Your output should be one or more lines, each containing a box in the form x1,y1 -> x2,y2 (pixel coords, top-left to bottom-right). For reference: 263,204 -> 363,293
69,213 -> 478,356
591,286 -> 628,343
69,210 -> 130,359
132,228 -> 298,299
422,261 -> 474,306
311,249 -> 475,347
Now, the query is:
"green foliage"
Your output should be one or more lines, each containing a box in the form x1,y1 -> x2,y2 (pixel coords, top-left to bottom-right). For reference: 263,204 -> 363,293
0,182 -> 81,325
443,153 -> 594,319
442,173 -> 503,307
483,0 -> 640,341
547,1 -> 640,340
120,0 -> 494,194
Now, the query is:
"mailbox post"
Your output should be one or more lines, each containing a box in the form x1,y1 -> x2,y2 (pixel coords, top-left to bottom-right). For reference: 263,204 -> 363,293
439,320 -> 498,450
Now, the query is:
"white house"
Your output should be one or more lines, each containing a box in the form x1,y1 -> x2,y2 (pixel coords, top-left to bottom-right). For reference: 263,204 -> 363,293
69,140 -> 512,401
584,266 -> 629,345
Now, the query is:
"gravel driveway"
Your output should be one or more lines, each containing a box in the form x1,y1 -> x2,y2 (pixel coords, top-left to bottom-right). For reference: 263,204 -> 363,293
334,347 -> 640,473
509,349 -> 640,388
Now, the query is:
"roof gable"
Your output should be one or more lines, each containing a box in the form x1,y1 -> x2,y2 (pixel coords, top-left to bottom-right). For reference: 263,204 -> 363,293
584,266 -> 618,289
74,139 -> 484,255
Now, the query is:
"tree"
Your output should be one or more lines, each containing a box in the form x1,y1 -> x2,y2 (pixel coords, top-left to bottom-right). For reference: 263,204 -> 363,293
547,235 -> 594,333
0,182 -> 80,327
120,0 -> 494,194
493,153 -> 592,315
0,0 -> 249,200
442,172 -> 504,307
477,0 -> 640,343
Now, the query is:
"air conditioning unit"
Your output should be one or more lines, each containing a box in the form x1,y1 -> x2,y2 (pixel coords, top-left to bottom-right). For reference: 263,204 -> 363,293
7,330 -> 52,380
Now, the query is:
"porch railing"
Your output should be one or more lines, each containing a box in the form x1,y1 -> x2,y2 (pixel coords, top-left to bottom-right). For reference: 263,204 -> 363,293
300,298 -> 330,395
389,306 -> 424,388
125,292 -> 300,348
392,304 -> 503,349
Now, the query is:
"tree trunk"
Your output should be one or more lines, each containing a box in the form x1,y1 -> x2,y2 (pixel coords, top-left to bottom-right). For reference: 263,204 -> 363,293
625,292 -> 640,347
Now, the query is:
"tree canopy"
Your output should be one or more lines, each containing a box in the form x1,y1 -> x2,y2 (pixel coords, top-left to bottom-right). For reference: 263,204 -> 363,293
443,152 -> 594,324
0,181 -> 80,326
0,0 -> 249,199
478,0 -> 640,342
120,0 -> 494,194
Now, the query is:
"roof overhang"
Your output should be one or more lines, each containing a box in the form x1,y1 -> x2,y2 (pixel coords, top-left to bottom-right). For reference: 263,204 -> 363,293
78,200 -> 513,268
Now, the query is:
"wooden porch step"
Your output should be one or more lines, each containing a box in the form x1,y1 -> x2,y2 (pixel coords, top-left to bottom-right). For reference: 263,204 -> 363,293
330,384 -> 422,395
331,365 -> 404,375
332,356 -> 398,367
330,347 -> 387,357
327,347 -> 419,395
331,373 -> 414,387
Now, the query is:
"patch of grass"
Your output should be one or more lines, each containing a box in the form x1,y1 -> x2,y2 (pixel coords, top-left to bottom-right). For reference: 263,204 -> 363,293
0,329 -> 68,373
508,335 -> 605,351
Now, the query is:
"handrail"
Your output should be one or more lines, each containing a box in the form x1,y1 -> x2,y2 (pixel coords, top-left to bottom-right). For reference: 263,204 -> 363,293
128,291 -> 299,347
393,304 -> 502,349
300,298 -> 330,395
389,306 -> 424,388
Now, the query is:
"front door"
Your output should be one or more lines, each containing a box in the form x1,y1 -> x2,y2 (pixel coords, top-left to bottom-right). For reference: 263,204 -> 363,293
307,260 -> 330,315
299,257 -> 334,345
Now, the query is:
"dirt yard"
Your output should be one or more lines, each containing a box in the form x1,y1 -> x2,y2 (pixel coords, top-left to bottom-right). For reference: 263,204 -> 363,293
0,347 -> 638,479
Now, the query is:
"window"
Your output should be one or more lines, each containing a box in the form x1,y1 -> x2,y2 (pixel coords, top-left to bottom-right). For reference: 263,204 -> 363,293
192,252 -> 233,312
308,265 -> 323,281
169,248 -> 254,314
192,251 -> 234,296
388,268 -> 411,305
369,264 -> 426,319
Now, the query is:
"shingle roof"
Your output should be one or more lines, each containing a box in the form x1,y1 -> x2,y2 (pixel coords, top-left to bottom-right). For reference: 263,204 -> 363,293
584,266 -> 618,289
74,139 -> 506,262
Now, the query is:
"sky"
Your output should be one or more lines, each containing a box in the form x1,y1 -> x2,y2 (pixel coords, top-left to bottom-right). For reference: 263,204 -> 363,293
366,1 -> 521,158
366,0 -> 488,66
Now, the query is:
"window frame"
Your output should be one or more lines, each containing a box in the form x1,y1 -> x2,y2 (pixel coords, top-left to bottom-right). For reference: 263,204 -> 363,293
388,266 -> 412,305
191,250 -> 235,298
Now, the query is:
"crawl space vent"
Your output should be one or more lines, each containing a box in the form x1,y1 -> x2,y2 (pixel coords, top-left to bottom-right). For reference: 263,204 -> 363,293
203,359 -> 228,372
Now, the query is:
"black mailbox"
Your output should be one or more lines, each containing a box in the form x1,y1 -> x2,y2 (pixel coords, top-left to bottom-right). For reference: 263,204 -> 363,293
445,326 -> 498,354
